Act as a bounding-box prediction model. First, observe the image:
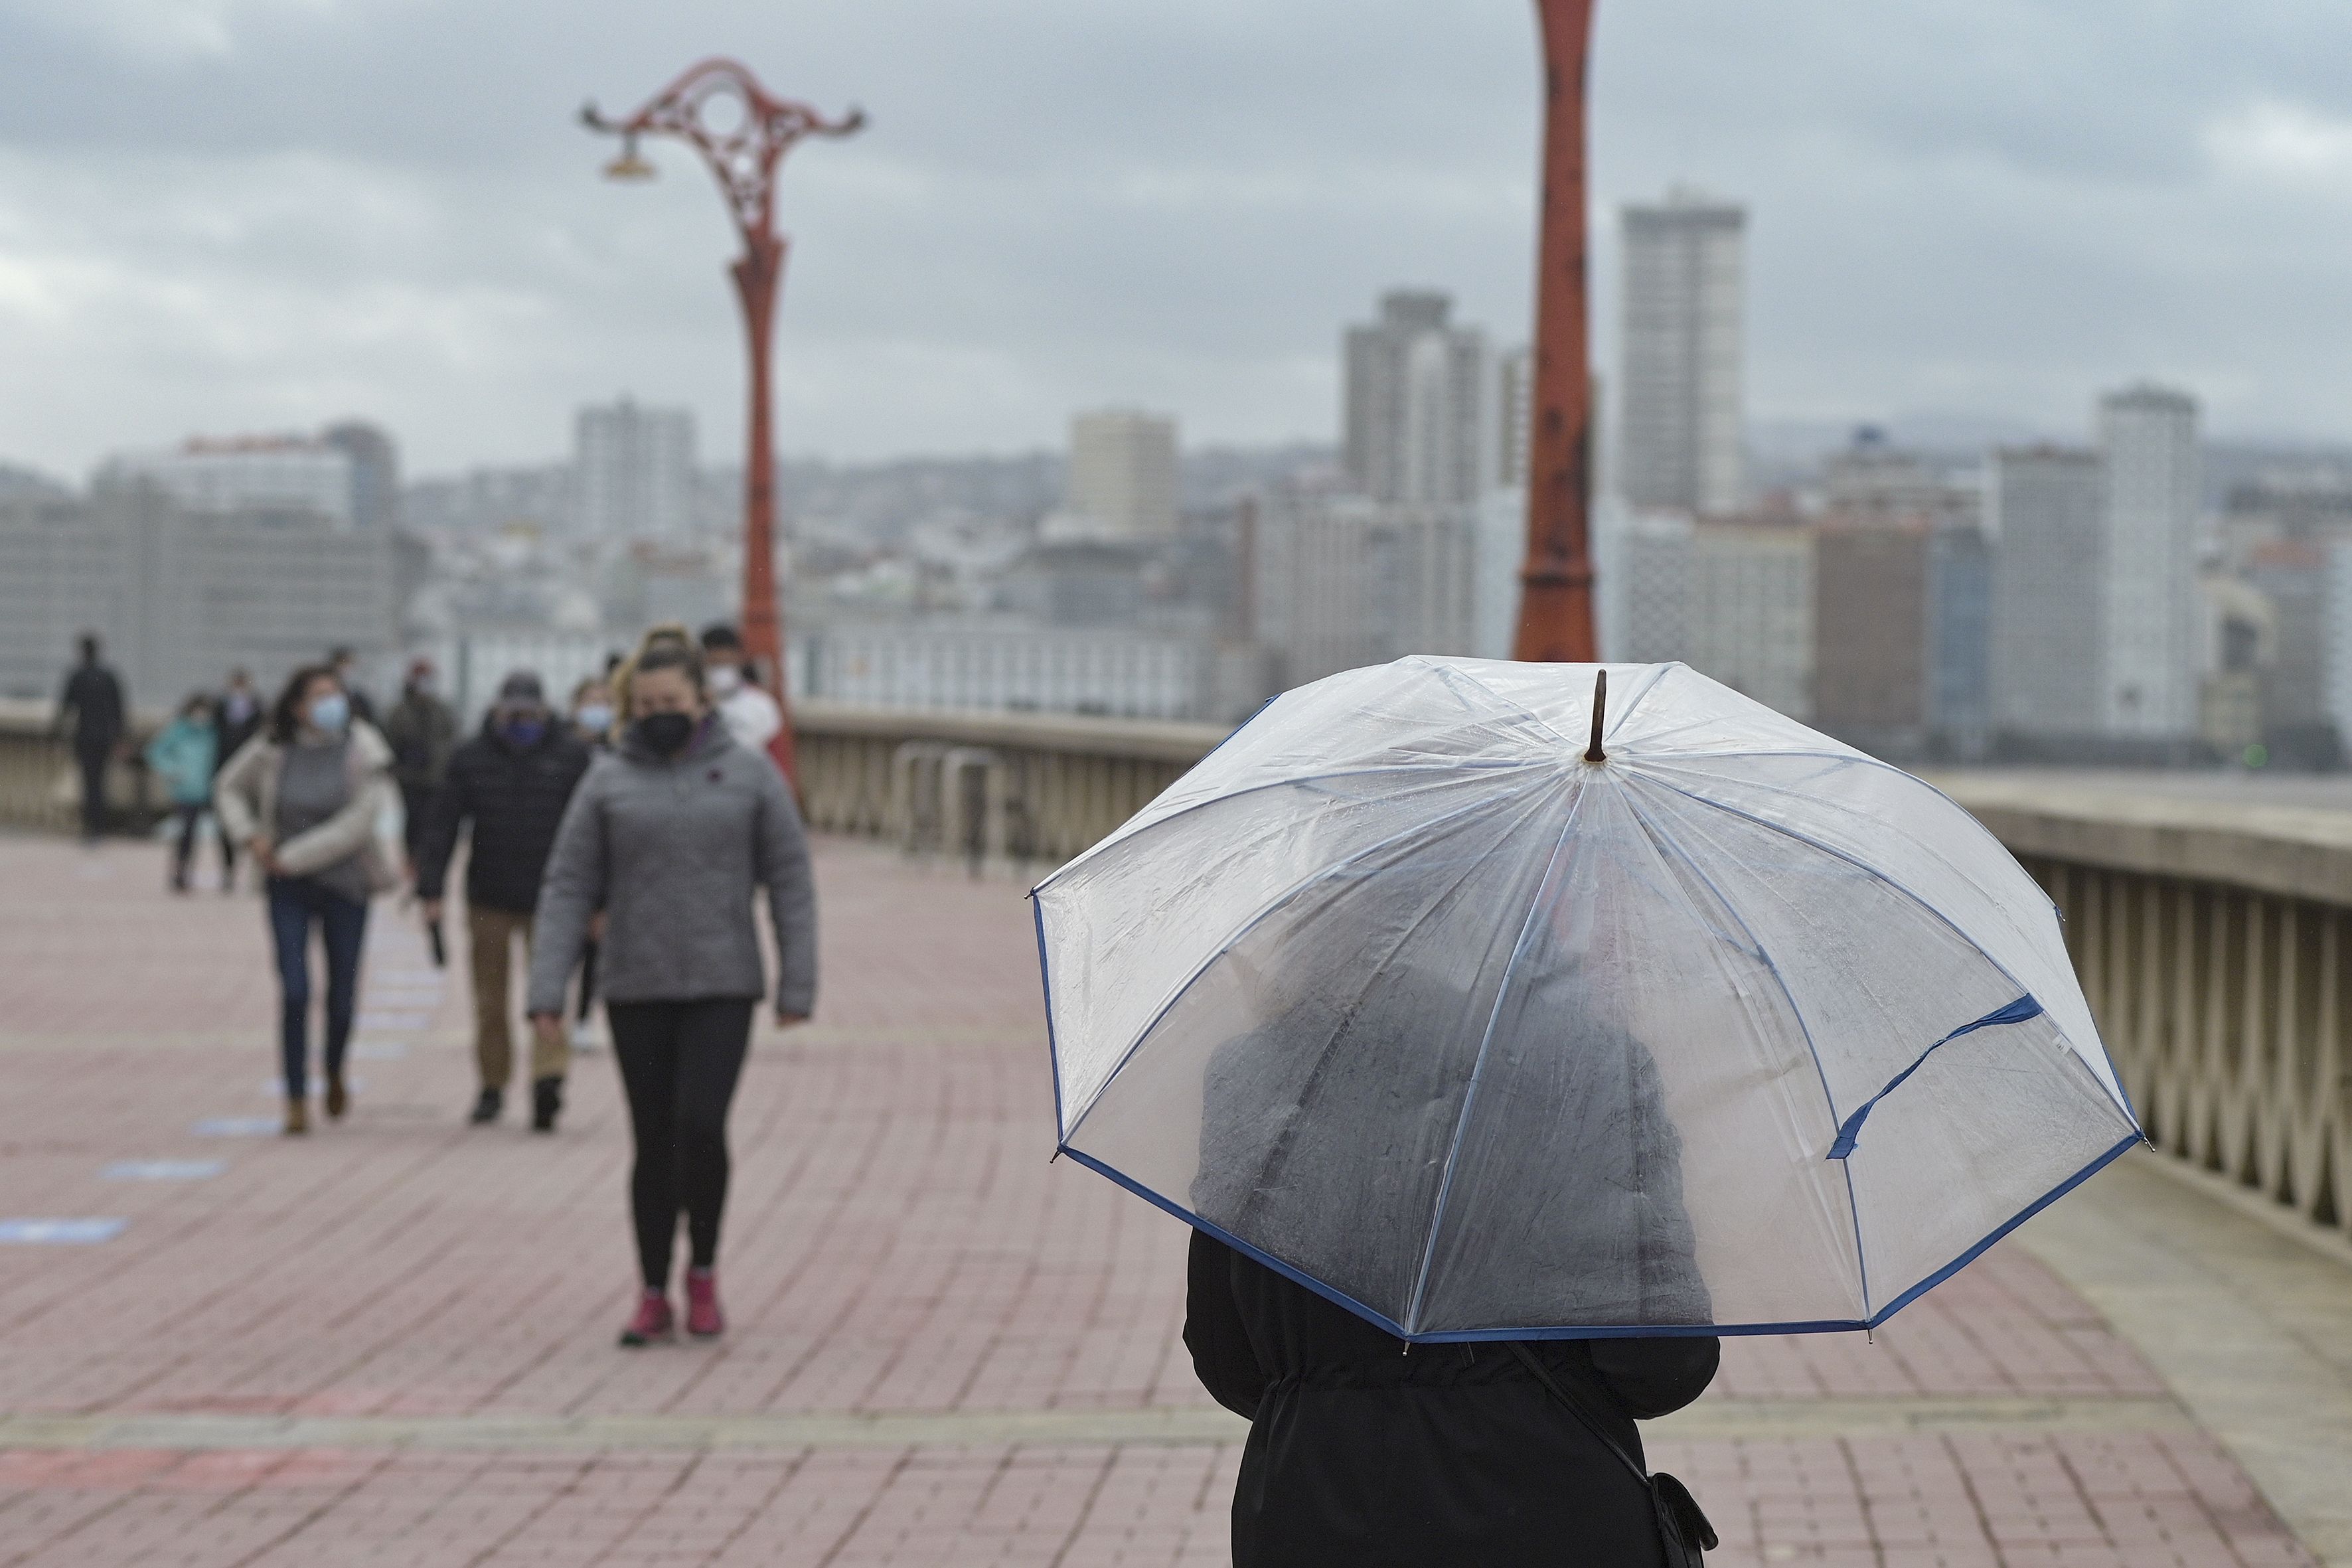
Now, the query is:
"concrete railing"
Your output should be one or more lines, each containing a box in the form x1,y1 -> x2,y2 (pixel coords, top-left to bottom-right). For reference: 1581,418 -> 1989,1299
6,696 -> 2343,1241
0,698 -> 163,834
1938,777 -> 2352,1243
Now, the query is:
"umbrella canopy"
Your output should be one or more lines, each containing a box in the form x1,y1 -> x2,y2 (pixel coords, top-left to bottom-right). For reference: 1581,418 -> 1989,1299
1034,659 -> 2141,1340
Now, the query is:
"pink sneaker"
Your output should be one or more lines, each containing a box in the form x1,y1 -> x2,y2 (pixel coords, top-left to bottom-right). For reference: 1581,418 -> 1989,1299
684,1268 -> 725,1338
618,1289 -> 673,1348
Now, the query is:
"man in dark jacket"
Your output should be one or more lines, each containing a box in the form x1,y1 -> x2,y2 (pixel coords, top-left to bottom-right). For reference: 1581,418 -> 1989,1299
54,633 -> 127,843
414,672 -> 593,1131
382,659 -> 457,871
210,668 -> 263,889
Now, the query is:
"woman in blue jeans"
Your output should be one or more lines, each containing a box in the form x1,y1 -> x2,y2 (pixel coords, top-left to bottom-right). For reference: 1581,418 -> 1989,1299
215,664 -> 397,1135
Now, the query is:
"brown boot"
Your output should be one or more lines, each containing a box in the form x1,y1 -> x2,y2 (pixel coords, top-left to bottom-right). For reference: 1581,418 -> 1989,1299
283,1099 -> 309,1136
325,1075 -> 349,1122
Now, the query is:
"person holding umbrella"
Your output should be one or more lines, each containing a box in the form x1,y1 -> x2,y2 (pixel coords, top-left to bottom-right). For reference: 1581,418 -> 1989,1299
523,642 -> 816,1346
1037,658 -> 2144,1566
414,672 -> 593,1131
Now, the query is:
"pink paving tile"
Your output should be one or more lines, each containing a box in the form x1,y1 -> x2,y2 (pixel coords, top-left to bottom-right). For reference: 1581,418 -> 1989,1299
0,836 -> 2320,1565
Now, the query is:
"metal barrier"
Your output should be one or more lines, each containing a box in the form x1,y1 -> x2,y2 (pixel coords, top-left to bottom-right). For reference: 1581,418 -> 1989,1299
794,702 -> 1224,874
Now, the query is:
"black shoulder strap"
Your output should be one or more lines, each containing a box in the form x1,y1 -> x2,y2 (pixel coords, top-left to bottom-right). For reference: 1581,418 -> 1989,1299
1506,1344 -> 1650,1486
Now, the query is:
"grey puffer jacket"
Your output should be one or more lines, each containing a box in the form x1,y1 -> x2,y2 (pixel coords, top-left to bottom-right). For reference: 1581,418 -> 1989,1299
525,718 -> 816,1017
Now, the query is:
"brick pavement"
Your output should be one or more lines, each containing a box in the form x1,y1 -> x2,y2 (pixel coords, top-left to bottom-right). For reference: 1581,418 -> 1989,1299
0,834 -> 2322,1566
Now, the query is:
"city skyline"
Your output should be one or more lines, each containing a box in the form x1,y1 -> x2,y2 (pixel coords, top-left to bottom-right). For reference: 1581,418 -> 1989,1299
5,1 -> 2352,477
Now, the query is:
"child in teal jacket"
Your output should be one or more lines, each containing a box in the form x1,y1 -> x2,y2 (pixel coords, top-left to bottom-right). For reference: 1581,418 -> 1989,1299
145,696 -> 220,892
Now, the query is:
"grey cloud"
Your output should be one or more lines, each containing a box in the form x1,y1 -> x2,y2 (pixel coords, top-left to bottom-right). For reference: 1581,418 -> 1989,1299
2,0 -> 2351,475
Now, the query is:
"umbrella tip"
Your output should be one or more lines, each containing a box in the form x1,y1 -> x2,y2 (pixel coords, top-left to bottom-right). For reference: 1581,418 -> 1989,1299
1585,668 -> 1608,763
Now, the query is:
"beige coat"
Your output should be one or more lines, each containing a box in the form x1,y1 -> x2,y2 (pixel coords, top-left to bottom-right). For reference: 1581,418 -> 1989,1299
214,720 -> 401,890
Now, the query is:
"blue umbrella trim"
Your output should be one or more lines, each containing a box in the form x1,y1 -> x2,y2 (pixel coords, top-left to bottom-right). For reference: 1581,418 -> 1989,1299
1826,994 -> 2046,1160
1058,1131 -> 2143,1341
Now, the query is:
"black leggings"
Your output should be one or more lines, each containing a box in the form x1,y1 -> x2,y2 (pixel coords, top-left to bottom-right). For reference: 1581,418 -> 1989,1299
607,998 -> 755,1289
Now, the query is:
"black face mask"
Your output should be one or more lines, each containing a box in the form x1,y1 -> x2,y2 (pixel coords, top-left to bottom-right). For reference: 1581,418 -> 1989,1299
631,712 -> 695,758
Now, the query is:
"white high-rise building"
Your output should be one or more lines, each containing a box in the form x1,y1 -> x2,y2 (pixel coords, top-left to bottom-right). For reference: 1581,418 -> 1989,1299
1066,410 -> 1180,538
1617,189 -> 1745,516
99,435 -> 356,527
1253,489 -> 1480,688
2096,384 -> 2202,739
1990,445 -> 2105,740
1344,291 -> 1494,507
1496,347 -> 1533,491
575,398 -> 696,541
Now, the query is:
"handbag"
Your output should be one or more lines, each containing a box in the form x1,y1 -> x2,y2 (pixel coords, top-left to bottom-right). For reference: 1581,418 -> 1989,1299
1508,1344 -> 1718,1566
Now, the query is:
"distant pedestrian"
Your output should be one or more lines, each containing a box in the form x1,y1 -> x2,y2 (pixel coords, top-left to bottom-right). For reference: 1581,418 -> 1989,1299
564,676 -> 619,1054
699,624 -> 783,758
54,633 -> 127,844
328,647 -> 378,728
144,695 -> 220,893
214,665 -> 398,1136
414,672 -> 593,1132
382,659 -> 457,873
569,676 -> 617,749
212,669 -> 264,891
526,643 -> 816,1346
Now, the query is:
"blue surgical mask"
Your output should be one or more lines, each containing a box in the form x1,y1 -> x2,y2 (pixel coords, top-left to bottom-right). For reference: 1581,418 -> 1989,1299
503,717 -> 546,747
576,703 -> 614,734
308,693 -> 351,734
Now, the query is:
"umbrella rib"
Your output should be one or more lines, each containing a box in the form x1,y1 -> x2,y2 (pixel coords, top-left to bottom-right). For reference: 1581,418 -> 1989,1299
1622,769 -> 2045,1033
1057,771 -> 1568,1144
1417,660 -> 1582,751
1624,770 -> 2134,1130
1612,781 -> 1874,1319
1402,775 -> 1593,1336
1036,759 -> 1541,892
1628,752 -> 2069,919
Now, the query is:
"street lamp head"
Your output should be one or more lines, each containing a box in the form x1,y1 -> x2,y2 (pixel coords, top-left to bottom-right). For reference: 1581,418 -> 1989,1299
603,132 -> 658,182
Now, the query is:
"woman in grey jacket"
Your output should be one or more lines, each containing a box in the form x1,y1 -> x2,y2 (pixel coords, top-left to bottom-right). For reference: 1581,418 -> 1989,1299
215,664 -> 398,1135
525,644 -> 817,1346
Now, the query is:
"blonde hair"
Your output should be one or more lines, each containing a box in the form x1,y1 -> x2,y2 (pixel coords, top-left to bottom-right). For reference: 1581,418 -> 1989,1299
609,623 -> 696,730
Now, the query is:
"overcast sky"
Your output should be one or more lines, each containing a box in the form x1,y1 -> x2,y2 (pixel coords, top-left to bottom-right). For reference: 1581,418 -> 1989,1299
4,0 -> 2352,478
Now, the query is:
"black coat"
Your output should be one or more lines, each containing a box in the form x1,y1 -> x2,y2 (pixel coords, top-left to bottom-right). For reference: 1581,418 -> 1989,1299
57,663 -> 125,753
1188,1233 -> 1719,1568
413,723 -> 593,914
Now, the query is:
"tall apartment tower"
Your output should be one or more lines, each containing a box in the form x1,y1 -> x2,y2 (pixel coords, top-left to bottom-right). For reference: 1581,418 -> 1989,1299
321,421 -> 400,530
2097,384 -> 2202,739
1343,291 -> 1493,506
1067,409 -> 1180,538
575,398 -> 696,540
1617,189 -> 1746,515
1989,445 -> 2105,739
1496,347 -> 1533,491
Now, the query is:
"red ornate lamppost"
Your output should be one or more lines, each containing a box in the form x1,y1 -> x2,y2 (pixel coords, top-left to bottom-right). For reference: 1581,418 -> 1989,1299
1513,0 -> 1599,664
583,60 -> 864,785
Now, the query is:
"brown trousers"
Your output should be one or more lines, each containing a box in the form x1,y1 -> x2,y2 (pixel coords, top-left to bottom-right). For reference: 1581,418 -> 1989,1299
471,907 -> 567,1089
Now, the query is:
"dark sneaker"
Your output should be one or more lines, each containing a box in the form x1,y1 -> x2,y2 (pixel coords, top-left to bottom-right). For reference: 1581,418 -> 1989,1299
619,1289 -> 674,1347
530,1077 -> 564,1134
469,1087 -> 503,1125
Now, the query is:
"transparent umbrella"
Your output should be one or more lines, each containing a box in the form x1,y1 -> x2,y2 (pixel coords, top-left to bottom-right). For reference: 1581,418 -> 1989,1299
1034,659 -> 2142,1340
